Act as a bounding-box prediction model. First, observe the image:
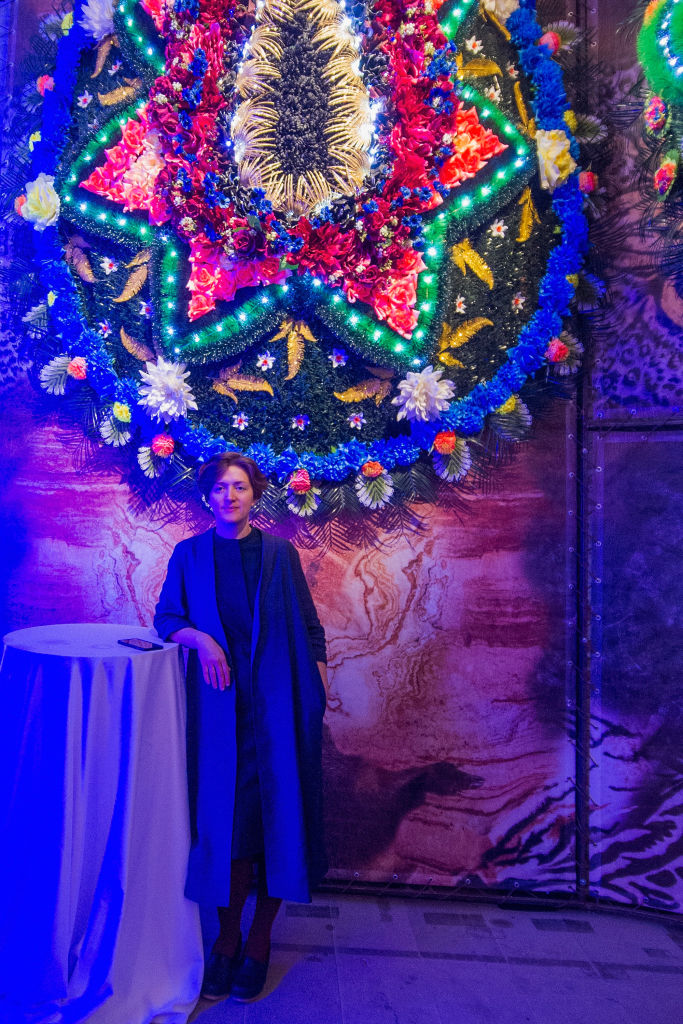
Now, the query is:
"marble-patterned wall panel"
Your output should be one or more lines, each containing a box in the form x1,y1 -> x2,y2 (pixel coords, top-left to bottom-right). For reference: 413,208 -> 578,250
589,431 -> 683,912
1,378 -> 578,891
311,404 -> 577,889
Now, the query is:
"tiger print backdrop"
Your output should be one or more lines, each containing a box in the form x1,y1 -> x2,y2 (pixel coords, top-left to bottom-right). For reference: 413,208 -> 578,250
0,0 -> 681,915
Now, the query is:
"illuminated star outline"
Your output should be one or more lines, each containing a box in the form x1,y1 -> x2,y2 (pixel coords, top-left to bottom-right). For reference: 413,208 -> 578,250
59,0 -> 534,373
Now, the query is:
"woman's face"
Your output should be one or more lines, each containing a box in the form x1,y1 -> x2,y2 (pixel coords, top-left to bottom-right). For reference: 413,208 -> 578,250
208,465 -> 256,531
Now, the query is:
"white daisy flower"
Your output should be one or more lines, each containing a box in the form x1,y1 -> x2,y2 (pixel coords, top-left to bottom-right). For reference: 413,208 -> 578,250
455,296 -> 467,314
489,219 -> 508,238
100,256 -> 117,275
512,293 -> 526,313
348,412 -> 366,430
465,36 -> 484,54
232,412 -> 249,431
77,91 -> 93,109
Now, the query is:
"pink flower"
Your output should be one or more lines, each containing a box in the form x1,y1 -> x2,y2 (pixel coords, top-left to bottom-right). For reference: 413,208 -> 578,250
539,31 -> 561,55
188,292 -> 216,320
36,75 -> 54,96
579,171 -> 598,194
545,338 -> 570,363
151,433 -> 175,457
67,357 -> 87,380
654,161 -> 677,196
289,468 -> 312,493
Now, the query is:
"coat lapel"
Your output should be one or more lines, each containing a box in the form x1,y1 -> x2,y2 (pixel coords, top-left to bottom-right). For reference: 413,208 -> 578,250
252,531 -> 275,664
194,528 -> 230,654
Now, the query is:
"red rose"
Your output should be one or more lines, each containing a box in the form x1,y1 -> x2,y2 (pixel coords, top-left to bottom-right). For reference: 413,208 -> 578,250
189,264 -> 219,293
147,195 -> 171,225
121,118 -> 148,152
122,184 -> 149,211
81,167 -> 110,196
188,292 -> 215,320
233,261 -> 260,291
386,306 -> 418,338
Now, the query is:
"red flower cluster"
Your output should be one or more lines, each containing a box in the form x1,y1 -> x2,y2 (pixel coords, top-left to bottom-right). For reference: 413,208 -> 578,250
81,0 -> 506,336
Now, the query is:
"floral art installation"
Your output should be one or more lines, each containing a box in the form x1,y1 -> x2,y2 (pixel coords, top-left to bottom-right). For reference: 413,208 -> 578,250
9,0 -> 588,521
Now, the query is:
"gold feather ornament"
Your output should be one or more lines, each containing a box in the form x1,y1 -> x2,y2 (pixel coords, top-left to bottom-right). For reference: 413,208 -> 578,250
437,318 -> 493,367
112,264 -> 148,303
517,187 -> 540,243
333,379 -> 392,405
119,327 -> 155,362
65,236 -> 96,283
451,239 -> 494,289
98,79 -> 143,106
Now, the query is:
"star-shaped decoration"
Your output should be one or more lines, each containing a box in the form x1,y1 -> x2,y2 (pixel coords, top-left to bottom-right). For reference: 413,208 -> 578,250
58,0 -> 533,375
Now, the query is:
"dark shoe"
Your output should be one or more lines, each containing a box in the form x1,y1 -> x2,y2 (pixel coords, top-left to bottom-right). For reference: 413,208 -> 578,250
201,936 -> 243,1001
230,947 -> 270,1001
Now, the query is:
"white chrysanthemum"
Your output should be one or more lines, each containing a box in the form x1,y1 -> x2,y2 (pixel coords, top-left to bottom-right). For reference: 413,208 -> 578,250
79,0 -> 114,42
391,365 -> 455,422
137,356 -> 198,423
481,0 -> 520,24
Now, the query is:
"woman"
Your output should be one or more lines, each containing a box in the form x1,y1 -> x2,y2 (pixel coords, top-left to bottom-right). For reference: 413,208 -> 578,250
154,452 -> 328,1002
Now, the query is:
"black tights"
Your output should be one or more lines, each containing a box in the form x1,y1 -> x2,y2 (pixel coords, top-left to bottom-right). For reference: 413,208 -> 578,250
214,858 -> 282,963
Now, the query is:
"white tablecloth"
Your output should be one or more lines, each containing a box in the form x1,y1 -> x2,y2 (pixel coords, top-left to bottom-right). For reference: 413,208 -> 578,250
0,624 -> 203,1024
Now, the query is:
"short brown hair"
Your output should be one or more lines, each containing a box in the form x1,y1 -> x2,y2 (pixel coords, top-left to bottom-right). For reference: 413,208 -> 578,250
197,452 -> 269,501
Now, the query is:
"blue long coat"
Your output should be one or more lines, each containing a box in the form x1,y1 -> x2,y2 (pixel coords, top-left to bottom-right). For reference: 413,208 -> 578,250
153,528 -> 328,905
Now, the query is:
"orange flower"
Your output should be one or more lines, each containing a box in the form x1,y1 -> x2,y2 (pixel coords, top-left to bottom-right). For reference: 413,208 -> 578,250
361,460 -> 384,478
433,430 -> 456,454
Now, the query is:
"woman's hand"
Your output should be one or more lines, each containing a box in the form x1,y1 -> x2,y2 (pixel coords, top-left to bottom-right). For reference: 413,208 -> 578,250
197,633 -> 231,691
169,627 -> 231,691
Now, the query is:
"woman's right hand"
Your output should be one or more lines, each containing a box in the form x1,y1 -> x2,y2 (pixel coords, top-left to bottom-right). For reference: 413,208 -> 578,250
196,633 -> 231,691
